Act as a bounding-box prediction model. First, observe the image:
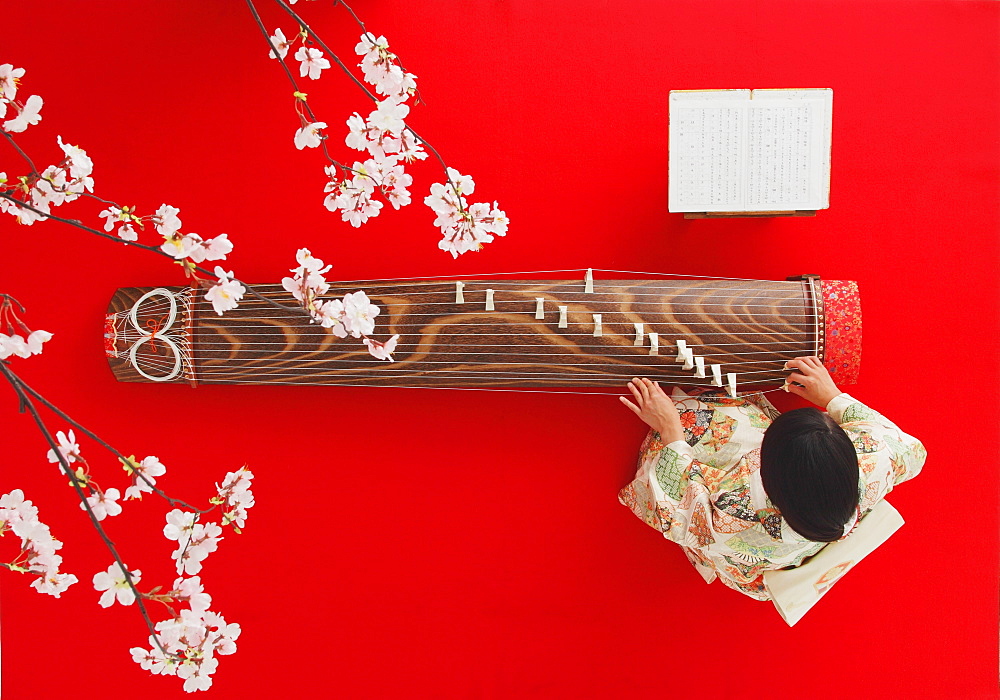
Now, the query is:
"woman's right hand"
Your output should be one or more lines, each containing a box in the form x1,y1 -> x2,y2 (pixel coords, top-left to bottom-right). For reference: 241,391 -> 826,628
620,377 -> 685,443
783,356 -> 842,408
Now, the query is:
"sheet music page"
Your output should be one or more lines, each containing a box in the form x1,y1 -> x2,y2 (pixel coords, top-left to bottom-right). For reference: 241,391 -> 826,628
746,89 -> 832,210
668,90 -> 749,212
668,89 -> 833,212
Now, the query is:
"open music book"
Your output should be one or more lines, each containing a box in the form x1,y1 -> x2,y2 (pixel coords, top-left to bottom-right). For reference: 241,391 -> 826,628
668,88 -> 833,213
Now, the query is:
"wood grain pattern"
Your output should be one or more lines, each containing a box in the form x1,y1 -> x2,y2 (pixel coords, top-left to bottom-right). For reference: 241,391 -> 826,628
105,278 -> 830,389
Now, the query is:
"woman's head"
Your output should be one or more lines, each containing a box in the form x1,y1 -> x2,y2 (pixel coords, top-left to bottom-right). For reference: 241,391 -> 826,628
760,408 -> 860,542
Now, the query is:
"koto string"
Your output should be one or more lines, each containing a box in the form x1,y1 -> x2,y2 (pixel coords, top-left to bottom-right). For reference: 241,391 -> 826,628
247,267 -> 803,285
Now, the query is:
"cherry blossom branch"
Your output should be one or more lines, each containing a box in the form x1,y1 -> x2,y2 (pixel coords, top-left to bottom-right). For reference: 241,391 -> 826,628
271,0 -> 446,172
332,0 -> 426,106
264,0 -> 467,213
0,193 -> 301,316
10,374 -> 209,514
0,361 -> 172,659
245,0 -> 348,175
1,192 -> 168,254
79,191 -> 126,208
273,0 -> 378,103
245,0 -> 319,116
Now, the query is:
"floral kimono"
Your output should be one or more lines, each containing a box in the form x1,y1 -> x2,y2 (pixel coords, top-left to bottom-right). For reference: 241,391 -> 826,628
618,388 -> 926,600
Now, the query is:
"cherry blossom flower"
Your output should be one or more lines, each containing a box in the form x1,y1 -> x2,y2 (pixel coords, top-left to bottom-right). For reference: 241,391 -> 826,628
425,170 -> 508,257
0,486 -> 73,598
342,291 -> 380,337
217,468 -> 255,530
7,198 -> 47,225
33,165 -> 70,208
45,429 -> 80,464
123,455 -> 167,500
0,489 -> 38,524
98,206 -> 126,232
371,156 -> 412,210
355,34 -> 417,99
3,94 -> 43,133
324,161 -> 386,227
281,248 -> 331,303
179,657 -> 218,693
396,129 -> 427,162
294,121 -> 327,150
138,608 -> 241,690
268,28 -> 291,60
31,570 -> 78,597
57,135 -> 93,179
367,98 -> 409,135
0,64 -> 25,101
186,233 -> 233,263
203,234 -> 233,261
173,575 -> 212,613
314,298 -> 348,338
164,509 -> 196,543
82,487 -> 123,521
118,223 -> 138,241
160,233 -> 201,260
153,204 -> 182,236
345,113 -> 372,152
364,334 -> 399,362
26,329 -> 52,355
295,247 -> 329,274
160,232 -> 232,262
205,610 -> 242,655
173,521 -> 223,575
131,644 -> 177,676
294,46 -> 330,80
205,267 -> 245,315
92,562 -> 141,607
0,334 -> 31,359
156,607 -> 208,649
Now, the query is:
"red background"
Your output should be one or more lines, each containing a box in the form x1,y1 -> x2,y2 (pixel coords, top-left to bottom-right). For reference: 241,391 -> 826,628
2,0 -> 998,697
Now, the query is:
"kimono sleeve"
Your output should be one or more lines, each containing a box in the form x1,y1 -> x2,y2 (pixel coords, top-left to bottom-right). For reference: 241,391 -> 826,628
637,436 -> 720,547
826,393 -> 927,486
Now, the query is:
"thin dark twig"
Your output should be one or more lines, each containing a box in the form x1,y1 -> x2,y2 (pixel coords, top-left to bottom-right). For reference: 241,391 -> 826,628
333,0 -> 368,34
80,192 -> 128,208
1,131 -> 40,176
0,362 -> 173,659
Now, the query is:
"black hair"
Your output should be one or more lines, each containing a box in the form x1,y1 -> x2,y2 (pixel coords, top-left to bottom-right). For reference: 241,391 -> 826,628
760,407 -> 860,542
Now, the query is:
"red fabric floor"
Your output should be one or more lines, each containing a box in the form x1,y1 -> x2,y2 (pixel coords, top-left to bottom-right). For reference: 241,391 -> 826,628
2,1 -> 998,697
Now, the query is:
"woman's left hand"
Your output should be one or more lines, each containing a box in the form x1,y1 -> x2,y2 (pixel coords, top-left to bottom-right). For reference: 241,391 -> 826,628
620,378 -> 684,443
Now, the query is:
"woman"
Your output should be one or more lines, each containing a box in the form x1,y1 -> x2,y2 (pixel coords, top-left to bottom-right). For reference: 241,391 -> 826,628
618,356 -> 926,600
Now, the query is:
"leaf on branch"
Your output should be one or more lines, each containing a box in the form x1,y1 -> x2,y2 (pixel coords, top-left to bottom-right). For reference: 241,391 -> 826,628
177,259 -> 199,279
293,91 -> 308,101
120,454 -> 140,475
69,466 -> 89,487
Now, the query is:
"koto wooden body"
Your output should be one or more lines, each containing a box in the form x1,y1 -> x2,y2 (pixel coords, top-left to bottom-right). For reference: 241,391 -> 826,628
104,277 -> 862,391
